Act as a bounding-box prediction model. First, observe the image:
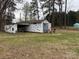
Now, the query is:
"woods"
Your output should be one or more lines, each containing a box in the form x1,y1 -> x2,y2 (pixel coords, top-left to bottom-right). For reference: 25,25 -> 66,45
0,0 -> 79,31
0,0 -> 16,31
0,0 -> 23,31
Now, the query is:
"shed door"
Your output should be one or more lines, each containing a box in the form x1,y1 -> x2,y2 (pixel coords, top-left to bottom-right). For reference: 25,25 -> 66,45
43,23 -> 48,32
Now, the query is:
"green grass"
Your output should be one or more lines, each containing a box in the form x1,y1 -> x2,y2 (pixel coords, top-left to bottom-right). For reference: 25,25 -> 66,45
0,31 -> 79,59
74,48 -> 79,54
0,31 -> 79,46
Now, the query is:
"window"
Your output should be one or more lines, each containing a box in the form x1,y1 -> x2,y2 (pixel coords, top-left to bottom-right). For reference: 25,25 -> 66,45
12,28 -> 14,31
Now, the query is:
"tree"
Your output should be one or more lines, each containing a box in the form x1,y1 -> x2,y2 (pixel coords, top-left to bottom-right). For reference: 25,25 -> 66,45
41,0 -> 57,27
41,0 -> 64,27
16,0 -> 23,3
23,2 -> 30,21
30,0 -> 40,20
68,11 -> 77,26
76,11 -> 79,21
55,0 -> 64,27
0,0 -> 16,31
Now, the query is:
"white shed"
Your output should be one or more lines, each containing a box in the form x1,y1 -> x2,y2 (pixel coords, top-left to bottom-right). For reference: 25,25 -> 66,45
26,20 -> 51,33
4,24 -> 17,33
4,20 -> 51,33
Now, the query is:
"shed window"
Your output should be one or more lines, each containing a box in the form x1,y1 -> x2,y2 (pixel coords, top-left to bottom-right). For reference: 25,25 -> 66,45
12,28 -> 14,31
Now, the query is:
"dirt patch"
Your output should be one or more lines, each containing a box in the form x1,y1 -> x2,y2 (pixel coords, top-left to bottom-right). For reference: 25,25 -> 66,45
0,43 -> 79,59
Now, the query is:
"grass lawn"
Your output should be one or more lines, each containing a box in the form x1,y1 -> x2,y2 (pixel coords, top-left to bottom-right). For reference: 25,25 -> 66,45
0,30 -> 79,59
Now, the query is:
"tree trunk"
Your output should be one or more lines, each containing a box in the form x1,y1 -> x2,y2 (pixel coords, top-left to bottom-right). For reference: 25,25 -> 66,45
64,0 -> 67,29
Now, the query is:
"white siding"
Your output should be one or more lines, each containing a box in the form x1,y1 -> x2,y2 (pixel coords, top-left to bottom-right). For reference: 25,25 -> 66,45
4,20 -> 51,33
27,23 -> 43,33
4,24 -> 17,33
27,20 -> 51,33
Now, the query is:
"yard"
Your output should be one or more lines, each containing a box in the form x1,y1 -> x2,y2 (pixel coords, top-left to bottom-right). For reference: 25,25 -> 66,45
0,29 -> 79,59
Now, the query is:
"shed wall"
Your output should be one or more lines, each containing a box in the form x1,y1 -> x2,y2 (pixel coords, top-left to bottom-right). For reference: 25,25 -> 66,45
27,23 -> 43,33
4,24 -> 17,33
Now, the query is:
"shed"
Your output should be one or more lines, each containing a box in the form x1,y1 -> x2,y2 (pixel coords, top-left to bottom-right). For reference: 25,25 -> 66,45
4,23 -> 17,33
26,20 -> 51,33
4,22 -> 30,33
4,20 -> 51,33
17,22 -> 29,32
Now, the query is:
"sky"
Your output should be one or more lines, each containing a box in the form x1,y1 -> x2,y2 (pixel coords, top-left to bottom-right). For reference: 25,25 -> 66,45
67,0 -> 79,11
13,0 -> 79,23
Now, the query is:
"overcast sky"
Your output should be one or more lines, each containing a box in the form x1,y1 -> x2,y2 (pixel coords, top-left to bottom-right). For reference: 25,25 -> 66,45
67,0 -> 79,11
